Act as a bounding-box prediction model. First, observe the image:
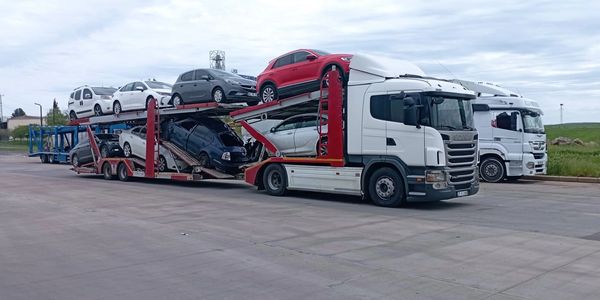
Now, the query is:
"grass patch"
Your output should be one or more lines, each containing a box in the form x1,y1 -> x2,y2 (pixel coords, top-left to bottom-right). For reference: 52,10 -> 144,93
546,123 -> 600,177
0,140 -> 28,152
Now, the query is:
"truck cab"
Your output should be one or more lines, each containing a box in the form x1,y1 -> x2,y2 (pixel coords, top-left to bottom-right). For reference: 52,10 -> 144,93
452,80 -> 547,182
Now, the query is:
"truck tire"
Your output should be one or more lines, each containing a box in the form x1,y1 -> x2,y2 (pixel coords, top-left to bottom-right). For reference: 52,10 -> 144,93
480,157 -> 505,183
368,167 -> 405,207
102,162 -> 114,180
41,154 -> 49,164
117,163 -> 130,181
263,163 -> 287,196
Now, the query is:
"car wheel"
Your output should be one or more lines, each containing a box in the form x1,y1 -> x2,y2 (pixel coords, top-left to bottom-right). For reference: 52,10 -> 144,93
123,142 -> 132,158
113,101 -> 122,114
172,94 -> 183,106
145,96 -> 155,110
198,152 -> 212,168
69,111 -> 77,121
321,65 -> 345,88
117,162 -> 130,181
260,84 -> 277,103
102,162 -> 114,180
100,146 -> 109,158
263,163 -> 287,196
157,155 -> 168,172
212,88 -> 226,103
94,104 -> 103,116
317,137 -> 328,156
72,154 -> 80,167
368,167 -> 405,207
480,157 -> 505,183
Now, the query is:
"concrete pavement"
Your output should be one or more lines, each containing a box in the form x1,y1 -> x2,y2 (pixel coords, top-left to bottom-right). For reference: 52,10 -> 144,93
1,154 -> 599,299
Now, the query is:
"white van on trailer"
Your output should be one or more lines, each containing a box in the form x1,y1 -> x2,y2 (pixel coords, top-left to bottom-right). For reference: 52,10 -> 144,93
451,80 -> 547,182
235,54 -> 480,207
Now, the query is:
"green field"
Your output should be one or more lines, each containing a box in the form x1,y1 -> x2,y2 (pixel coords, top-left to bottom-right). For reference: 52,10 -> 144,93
545,123 -> 600,177
0,140 -> 28,152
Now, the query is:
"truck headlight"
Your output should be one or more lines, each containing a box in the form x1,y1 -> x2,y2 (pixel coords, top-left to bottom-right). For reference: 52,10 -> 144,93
221,152 -> 231,161
526,162 -> 535,169
425,170 -> 446,183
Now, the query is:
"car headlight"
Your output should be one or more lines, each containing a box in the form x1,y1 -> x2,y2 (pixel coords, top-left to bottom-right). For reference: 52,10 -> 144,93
225,79 -> 241,85
221,152 -> 231,161
425,170 -> 447,183
340,56 -> 352,62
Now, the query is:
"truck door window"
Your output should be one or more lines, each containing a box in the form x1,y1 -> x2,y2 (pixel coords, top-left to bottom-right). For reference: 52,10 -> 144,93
494,112 -> 515,131
370,95 -> 404,123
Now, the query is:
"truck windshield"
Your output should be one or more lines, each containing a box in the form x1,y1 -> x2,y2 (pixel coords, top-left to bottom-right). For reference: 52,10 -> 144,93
423,96 -> 474,131
521,110 -> 545,134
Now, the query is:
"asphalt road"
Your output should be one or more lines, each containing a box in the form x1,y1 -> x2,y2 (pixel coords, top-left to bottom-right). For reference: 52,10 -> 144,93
1,154 -> 599,299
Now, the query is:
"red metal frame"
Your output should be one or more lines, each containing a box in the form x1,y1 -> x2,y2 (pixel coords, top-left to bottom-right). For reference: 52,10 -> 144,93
145,98 -> 157,178
239,120 -> 279,154
176,102 -> 219,110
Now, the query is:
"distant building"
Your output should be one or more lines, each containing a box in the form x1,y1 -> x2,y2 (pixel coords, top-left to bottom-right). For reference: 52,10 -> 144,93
7,115 -> 47,130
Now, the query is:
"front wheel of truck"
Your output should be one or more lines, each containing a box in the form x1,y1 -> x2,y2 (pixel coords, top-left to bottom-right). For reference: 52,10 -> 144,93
368,167 -> 405,207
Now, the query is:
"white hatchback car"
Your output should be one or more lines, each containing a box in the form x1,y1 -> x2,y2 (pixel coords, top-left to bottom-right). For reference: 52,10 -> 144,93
119,125 -> 188,172
112,81 -> 172,114
263,113 -> 328,156
68,86 -> 117,120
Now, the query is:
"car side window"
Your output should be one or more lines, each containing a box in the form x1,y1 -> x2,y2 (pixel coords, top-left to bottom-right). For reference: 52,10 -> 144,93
133,82 -> 146,91
83,88 -> 93,100
132,127 -> 140,135
293,51 -> 310,64
194,70 -> 210,80
74,90 -> 81,100
120,83 -> 133,92
274,118 -> 299,132
181,71 -> 194,82
139,127 -> 147,139
70,92 -> 74,99
299,116 -> 318,128
273,54 -> 293,68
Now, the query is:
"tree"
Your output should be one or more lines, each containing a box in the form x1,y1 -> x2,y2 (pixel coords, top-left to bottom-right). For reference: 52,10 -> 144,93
11,125 -> 29,140
12,108 -> 26,117
46,99 -> 68,126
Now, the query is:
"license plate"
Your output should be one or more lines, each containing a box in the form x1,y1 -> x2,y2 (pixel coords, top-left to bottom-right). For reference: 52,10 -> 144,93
248,92 -> 257,97
457,191 -> 469,197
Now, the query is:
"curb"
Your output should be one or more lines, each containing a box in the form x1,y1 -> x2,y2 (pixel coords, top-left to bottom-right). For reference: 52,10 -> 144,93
527,175 -> 600,184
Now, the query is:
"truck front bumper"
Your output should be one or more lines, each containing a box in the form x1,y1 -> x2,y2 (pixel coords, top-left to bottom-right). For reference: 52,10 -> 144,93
406,178 -> 479,203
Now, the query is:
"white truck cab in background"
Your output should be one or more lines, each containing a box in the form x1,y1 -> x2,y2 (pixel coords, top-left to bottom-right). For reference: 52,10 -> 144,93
451,80 -> 547,182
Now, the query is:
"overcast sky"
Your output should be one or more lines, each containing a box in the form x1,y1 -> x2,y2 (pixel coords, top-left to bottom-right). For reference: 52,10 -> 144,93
1,0 -> 598,124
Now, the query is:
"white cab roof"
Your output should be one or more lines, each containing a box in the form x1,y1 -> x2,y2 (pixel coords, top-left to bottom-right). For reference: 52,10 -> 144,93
349,53 -> 425,78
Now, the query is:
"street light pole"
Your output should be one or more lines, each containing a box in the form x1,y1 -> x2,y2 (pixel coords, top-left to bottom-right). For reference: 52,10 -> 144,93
34,103 -> 43,127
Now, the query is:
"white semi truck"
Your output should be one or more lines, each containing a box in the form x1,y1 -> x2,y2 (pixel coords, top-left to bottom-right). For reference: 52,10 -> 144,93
235,55 -> 480,207
452,80 -> 547,182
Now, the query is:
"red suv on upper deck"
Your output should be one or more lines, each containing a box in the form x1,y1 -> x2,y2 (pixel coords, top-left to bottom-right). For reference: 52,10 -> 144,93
256,49 -> 352,103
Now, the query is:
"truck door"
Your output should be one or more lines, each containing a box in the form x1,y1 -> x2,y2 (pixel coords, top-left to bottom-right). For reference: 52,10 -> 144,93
383,95 -> 425,167
491,111 -> 523,162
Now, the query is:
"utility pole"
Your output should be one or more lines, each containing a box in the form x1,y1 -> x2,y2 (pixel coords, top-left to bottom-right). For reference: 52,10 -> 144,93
560,103 -> 564,125
0,93 -> 4,123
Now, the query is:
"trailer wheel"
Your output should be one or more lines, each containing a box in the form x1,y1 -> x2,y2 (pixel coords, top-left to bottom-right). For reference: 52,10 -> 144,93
102,162 -> 114,180
368,167 -> 405,207
40,154 -> 49,164
480,157 -> 505,183
263,164 -> 287,196
117,163 -> 129,181
48,154 -> 55,164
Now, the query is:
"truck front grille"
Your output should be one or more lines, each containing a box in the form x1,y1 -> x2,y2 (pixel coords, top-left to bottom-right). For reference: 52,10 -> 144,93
445,141 -> 477,186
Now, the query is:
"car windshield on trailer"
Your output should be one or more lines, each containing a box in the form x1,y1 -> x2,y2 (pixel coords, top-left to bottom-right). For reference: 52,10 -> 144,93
145,81 -> 172,89
209,69 -> 245,79
311,49 -> 330,56
219,132 -> 243,147
91,87 -> 117,95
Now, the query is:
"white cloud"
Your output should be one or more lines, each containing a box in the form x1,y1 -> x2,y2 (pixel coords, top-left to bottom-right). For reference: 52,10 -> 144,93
0,0 -> 598,124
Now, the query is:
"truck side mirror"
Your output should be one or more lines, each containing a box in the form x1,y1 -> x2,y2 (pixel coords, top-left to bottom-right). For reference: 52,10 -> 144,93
403,97 -> 418,126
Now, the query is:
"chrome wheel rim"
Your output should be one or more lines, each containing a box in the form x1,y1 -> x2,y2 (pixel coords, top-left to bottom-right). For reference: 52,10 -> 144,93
123,144 -> 131,157
94,106 -> 101,116
262,87 -> 274,102
158,157 -> 166,172
375,176 -> 395,199
114,103 -> 121,114
213,90 -> 223,102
